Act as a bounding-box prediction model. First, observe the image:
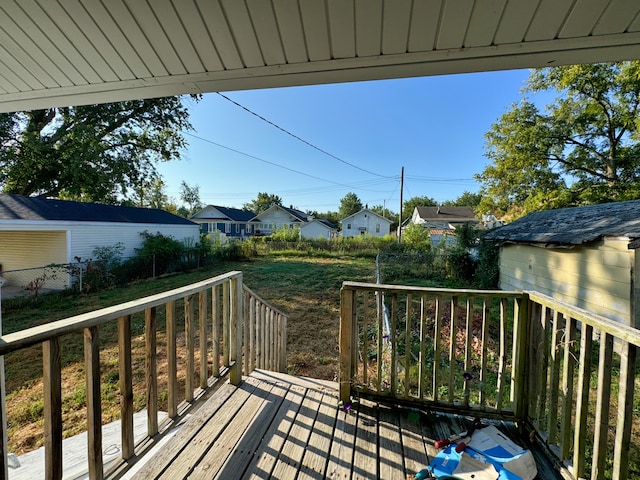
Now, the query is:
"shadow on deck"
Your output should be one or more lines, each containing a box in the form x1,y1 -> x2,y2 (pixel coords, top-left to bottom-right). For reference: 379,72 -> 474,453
127,370 -> 561,480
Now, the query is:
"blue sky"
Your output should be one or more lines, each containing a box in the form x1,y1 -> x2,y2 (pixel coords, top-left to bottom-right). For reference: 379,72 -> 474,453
157,68 -> 539,214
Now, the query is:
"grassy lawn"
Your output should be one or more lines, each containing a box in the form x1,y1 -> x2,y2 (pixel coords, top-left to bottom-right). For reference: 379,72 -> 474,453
1,255 -> 376,454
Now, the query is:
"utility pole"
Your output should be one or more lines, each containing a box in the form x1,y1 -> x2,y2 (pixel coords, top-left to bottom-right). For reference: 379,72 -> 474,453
398,166 -> 404,242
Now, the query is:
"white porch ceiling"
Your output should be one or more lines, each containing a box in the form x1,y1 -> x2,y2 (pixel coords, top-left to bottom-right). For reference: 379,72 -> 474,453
0,0 -> 639,113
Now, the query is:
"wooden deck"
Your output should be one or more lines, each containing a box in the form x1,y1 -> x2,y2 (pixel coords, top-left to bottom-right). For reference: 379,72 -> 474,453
129,369 -> 561,480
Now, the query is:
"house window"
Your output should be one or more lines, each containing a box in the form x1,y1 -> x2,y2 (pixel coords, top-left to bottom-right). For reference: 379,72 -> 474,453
376,223 -> 380,233
347,224 -> 351,229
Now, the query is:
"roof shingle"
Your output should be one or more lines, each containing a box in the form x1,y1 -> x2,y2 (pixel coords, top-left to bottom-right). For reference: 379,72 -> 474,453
0,194 -> 195,225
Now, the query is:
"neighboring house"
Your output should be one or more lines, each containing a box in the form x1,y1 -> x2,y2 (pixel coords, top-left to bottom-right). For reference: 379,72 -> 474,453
341,209 -> 392,238
300,218 -> 338,240
191,205 -> 255,238
409,205 -> 479,229
405,206 -> 480,247
484,200 -> 640,327
0,194 -> 199,289
251,205 -> 310,236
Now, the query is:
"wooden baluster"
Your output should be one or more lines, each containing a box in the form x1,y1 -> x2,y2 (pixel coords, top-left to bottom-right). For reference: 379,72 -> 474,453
433,295 -> 442,402
613,342 -> 637,479
479,298 -> 489,408
211,286 -> 220,377
560,317 -> 576,460
573,323 -> 592,477
84,326 -> 103,480
463,297 -> 473,407
43,338 -> 62,480
199,290 -> 208,388
591,332 -> 613,479
145,307 -> 158,436
185,296 -> 194,402
118,315 -> 134,458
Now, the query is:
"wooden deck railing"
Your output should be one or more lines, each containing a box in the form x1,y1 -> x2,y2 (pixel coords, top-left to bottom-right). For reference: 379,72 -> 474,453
526,291 -> 640,480
0,271 -> 287,480
339,281 -> 640,480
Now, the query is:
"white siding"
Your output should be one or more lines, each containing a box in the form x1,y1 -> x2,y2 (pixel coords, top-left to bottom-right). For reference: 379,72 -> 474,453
68,223 -> 199,261
499,238 -> 632,325
341,210 -> 391,238
0,220 -> 200,262
254,210 -> 300,235
301,221 -> 331,239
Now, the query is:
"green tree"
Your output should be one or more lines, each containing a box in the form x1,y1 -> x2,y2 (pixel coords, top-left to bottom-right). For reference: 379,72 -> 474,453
179,181 -> 203,217
338,192 -> 363,218
370,204 -> 396,220
402,223 -> 431,251
402,195 -> 436,221
442,191 -> 482,208
128,174 -> 170,209
244,192 -> 283,214
477,61 -> 640,219
0,97 -> 197,203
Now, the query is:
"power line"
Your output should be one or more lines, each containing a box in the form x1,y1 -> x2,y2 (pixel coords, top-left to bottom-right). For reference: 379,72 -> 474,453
184,131 -> 398,193
216,92 -> 393,179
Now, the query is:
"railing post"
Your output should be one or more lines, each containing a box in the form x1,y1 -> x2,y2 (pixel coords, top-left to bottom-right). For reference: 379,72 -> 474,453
512,293 -> 529,420
230,274 -> 243,386
339,286 -> 355,404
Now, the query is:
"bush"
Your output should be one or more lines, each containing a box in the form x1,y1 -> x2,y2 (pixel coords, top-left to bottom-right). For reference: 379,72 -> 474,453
134,231 -> 186,275
473,237 -> 500,289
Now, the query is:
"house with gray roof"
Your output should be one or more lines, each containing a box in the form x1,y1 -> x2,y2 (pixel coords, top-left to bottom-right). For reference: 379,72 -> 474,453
485,199 -> 640,326
250,205 -> 311,236
404,205 -> 480,247
0,194 -> 199,290
191,205 -> 256,238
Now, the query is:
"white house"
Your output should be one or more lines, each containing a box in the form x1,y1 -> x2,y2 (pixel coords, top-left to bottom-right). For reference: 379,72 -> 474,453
404,206 -> 480,247
0,194 -> 199,289
190,205 -> 256,238
250,205 -> 309,236
300,219 -> 338,240
341,209 -> 392,238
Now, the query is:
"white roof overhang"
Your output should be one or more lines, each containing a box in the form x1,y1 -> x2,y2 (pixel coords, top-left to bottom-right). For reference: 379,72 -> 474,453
0,0 -> 639,112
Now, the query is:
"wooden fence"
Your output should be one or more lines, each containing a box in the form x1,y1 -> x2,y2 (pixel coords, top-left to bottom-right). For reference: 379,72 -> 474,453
339,281 -> 640,480
0,271 -> 287,480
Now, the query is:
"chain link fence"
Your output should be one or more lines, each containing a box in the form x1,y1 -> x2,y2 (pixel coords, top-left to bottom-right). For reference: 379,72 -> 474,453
376,251 -> 475,285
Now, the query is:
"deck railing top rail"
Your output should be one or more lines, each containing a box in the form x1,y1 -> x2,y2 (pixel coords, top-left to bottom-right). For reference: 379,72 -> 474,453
341,280 -> 524,297
528,289 -> 640,347
0,271 -> 243,356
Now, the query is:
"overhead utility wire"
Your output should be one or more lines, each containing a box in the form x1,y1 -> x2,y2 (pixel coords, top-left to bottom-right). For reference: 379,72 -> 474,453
216,92 -> 392,179
184,131 -> 397,193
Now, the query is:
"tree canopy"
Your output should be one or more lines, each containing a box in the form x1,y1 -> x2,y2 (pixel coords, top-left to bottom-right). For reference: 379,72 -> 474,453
179,181 -> 203,217
476,61 -> 640,219
338,192 -> 363,218
402,195 -> 436,221
243,192 -> 282,214
0,96 -> 197,203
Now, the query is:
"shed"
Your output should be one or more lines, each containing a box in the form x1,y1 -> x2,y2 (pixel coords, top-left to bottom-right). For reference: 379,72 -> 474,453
0,194 -> 199,289
300,218 -> 338,240
484,200 -> 640,327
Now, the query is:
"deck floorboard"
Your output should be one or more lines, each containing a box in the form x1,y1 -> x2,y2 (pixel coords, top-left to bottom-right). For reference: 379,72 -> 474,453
128,369 -> 563,480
